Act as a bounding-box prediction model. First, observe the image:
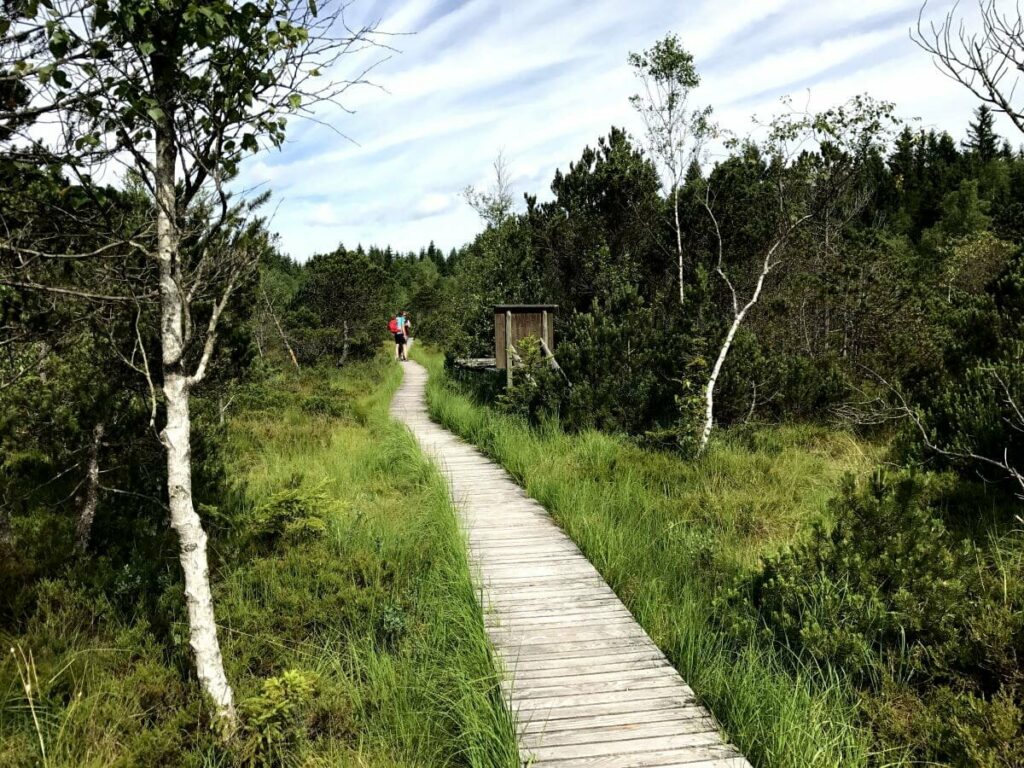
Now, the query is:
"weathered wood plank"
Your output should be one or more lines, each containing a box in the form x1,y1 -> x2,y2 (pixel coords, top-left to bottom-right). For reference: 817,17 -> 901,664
519,706 -> 709,735
513,695 -> 698,722
526,746 -> 744,768
525,719 -> 721,749
510,663 -> 676,685
508,650 -> 668,672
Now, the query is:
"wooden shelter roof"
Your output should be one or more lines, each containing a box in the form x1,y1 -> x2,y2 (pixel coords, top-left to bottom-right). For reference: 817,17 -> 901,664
494,304 -> 559,312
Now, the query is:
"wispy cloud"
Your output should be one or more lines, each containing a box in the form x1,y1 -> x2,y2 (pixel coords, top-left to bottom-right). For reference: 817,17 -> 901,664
236,0 -> 1008,261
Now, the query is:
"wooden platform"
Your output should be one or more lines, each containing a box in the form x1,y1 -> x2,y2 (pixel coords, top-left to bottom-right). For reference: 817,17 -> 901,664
391,361 -> 752,768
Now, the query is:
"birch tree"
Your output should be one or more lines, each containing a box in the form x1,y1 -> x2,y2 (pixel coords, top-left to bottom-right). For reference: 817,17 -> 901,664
696,96 -> 897,454
629,34 -> 713,304
463,149 -> 516,227
1,0 -> 382,728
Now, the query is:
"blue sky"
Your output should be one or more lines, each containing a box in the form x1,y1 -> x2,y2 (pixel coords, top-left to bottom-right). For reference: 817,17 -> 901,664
238,0 -> 1015,261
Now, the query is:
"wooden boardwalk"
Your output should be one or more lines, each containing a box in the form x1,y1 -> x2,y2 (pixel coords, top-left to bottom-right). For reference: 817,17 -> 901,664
391,361 -> 752,768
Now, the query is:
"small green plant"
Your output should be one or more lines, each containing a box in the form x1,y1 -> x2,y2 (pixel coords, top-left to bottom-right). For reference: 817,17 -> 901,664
250,483 -> 330,550
235,669 -> 316,768
496,335 -> 564,424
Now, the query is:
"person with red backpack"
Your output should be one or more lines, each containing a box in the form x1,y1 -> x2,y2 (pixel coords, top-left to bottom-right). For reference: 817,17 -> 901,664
388,314 -> 406,361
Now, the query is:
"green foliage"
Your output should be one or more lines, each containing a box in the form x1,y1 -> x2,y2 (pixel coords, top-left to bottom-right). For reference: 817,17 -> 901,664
903,250 -> 1024,497
495,335 -> 563,424
235,670 -> 317,768
555,287 -> 692,434
628,33 -> 699,90
250,482 -> 331,550
288,248 -> 396,365
716,330 -> 852,424
741,470 -> 1024,766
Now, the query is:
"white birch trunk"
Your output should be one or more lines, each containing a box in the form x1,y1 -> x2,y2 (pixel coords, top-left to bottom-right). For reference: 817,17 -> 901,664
697,227 -> 804,455
674,191 -> 684,305
697,303 -> 748,454
155,127 -> 237,727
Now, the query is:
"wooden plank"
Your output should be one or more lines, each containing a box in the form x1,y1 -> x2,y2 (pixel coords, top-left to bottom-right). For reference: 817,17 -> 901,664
487,611 -> 636,629
513,691 -> 698,717
510,661 -> 675,683
519,707 -> 708,735
513,695 -> 697,722
508,650 -> 667,672
526,745 -> 744,768
508,676 -> 688,702
526,719 -> 721,749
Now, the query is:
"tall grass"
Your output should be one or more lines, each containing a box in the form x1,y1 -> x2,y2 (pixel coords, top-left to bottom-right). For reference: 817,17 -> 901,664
413,347 -> 902,768
0,356 -> 518,767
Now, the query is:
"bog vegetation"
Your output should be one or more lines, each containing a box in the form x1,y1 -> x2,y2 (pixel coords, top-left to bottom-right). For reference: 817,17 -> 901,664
2,0 -> 1023,766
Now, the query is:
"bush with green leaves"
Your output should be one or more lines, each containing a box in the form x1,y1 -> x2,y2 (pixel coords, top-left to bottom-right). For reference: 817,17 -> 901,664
495,334 -> 565,424
234,670 -> 317,768
555,288 -> 693,434
904,252 -> 1024,500
287,248 -> 397,365
734,469 -> 1024,766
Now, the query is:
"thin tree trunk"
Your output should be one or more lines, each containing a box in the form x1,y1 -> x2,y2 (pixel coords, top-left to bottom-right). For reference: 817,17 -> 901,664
674,191 -> 684,304
339,320 -> 349,367
698,303 -> 749,454
75,422 -> 104,551
261,285 -> 298,369
155,126 -> 237,728
698,236 -> 796,454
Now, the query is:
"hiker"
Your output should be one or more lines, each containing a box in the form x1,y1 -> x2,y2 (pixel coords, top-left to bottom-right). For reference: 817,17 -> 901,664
401,311 -> 413,353
389,315 -> 405,361
395,311 -> 410,361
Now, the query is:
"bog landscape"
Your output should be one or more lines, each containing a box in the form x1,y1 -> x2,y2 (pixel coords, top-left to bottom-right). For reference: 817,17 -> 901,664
1,1 -> 1022,767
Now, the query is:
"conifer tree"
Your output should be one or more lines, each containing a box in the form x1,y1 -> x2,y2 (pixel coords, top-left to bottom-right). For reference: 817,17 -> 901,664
964,105 -> 1000,161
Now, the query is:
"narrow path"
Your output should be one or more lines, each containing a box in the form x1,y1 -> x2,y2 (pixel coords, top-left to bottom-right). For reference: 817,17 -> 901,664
391,361 -> 752,768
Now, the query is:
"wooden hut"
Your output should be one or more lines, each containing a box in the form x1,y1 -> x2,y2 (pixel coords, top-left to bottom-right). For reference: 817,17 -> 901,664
494,305 -> 557,380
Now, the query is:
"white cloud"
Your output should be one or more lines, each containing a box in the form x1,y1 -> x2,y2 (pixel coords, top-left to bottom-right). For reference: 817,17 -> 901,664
414,192 -> 455,217
304,203 -> 343,227
234,0 -> 1003,261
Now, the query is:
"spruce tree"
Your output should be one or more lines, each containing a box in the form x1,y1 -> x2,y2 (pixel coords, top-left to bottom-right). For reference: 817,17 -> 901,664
964,105 -> 1000,161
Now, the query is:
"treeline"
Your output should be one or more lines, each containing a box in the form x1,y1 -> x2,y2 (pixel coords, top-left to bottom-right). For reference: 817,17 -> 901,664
414,105 -> 1024,492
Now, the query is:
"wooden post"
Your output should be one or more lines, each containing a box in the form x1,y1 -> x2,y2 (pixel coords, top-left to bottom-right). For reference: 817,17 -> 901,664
541,310 -> 549,355
505,310 -> 513,388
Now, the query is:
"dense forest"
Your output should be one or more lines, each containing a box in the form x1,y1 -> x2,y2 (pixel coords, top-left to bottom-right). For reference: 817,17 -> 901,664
2,0 -> 1023,766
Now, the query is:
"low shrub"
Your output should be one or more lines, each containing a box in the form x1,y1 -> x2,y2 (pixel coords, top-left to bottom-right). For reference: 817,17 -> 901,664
248,481 -> 331,551
235,670 -> 317,768
735,469 -> 1024,766
495,335 -> 564,424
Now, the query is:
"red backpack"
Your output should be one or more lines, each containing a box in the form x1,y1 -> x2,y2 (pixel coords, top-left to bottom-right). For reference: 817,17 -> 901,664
388,317 -> 399,334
